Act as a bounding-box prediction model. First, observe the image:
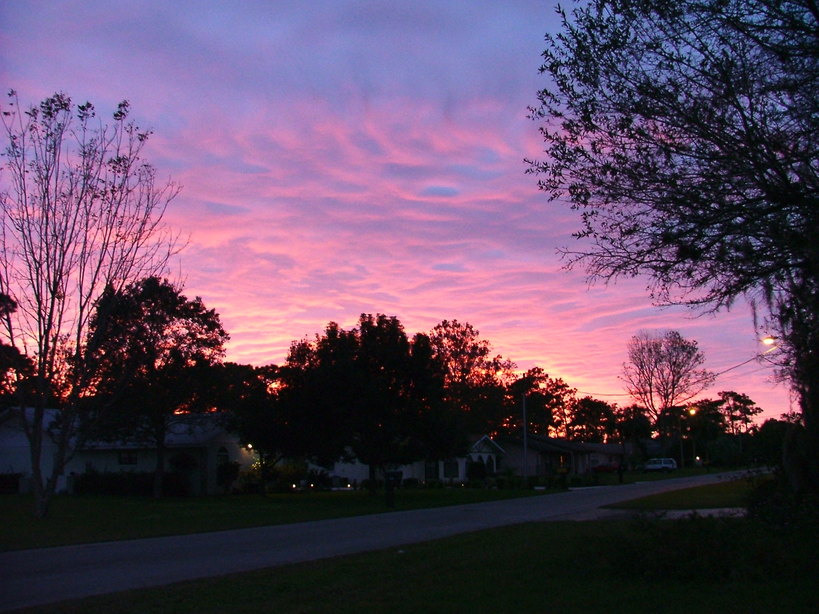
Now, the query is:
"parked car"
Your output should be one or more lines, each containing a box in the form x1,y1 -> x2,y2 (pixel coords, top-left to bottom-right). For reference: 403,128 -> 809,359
643,458 -> 677,472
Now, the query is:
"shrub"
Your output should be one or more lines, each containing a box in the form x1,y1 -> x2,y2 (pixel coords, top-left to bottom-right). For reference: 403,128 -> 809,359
466,461 -> 487,481
73,469 -> 189,497
305,468 -> 331,490
402,478 -> 421,489
746,472 -> 819,529
0,473 -> 22,494
596,514 -> 818,583
217,461 -> 241,492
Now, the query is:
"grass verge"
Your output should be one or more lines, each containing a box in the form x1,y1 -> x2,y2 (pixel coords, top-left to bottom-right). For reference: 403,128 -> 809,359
607,475 -> 760,510
1,487 -> 545,551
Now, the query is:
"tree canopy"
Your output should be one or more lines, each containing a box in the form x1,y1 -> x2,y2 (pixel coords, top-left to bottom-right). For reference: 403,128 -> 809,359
529,0 -> 818,490
86,276 -> 228,497
273,315 -> 454,485
428,319 -> 516,433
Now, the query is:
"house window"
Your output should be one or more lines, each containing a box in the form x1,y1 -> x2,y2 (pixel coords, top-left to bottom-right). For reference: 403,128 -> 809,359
118,451 -> 137,466
424,461 -> 439,481
443,460 -> 459,478
217,447 -> 229,466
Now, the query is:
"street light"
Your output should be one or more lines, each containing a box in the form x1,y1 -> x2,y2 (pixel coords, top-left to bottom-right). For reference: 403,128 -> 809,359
678,406 -> 699,470
688,407 -> 698,466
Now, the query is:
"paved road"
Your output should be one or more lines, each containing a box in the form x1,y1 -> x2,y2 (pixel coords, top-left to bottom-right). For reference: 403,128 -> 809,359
0,472 -> 741,611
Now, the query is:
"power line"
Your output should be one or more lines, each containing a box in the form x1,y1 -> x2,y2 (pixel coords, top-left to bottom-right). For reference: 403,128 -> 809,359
576,349 -> 777,400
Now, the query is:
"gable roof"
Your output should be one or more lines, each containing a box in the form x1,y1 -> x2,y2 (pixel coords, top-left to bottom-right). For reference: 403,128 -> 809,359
469,434 -> 505,455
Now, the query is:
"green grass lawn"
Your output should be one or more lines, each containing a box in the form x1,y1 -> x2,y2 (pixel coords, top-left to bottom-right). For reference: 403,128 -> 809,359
608,476 -> 759,510
15,518 -> 816,614
1,472 -> 758,552
1,487 -> 546,551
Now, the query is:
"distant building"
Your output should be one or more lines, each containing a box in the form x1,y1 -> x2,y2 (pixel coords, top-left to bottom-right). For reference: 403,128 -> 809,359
499,434 -> 627,477
318,435 -> 506,487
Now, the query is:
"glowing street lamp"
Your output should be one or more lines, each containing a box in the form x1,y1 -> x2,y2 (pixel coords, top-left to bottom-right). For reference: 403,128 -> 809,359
688,406 -> 698,465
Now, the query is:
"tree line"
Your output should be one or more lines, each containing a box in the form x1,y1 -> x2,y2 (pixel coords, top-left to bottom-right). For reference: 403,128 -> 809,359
1,273 -> 779,500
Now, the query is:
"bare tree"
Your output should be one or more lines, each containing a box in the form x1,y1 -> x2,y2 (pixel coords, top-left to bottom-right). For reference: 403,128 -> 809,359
0,91 -> 181,516
622,330 -> 715,426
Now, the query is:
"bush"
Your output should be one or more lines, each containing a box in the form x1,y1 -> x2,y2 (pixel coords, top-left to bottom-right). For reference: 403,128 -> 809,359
243,459 -> 311,493
73,469 -> 189,496
0,473 -> 22,494
466,461 -> 487,481
217,461 -> 241,492
598,514 -> 818,582
746,473 -> 819,529
305,468 -> 331,490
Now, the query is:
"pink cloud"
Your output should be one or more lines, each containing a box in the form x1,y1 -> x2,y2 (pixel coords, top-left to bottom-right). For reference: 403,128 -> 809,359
0,1 -> 792,423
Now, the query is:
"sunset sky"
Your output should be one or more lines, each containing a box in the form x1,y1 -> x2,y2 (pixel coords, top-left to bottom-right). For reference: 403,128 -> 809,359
1,1 -> 792,420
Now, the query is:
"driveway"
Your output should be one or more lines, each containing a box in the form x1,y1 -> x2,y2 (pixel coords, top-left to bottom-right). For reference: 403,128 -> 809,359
0,472 -> 740,611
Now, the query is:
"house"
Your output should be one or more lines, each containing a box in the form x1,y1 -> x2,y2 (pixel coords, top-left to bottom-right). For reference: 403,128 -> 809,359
320,435 -> 506,486
498,434 -> 625,477
499,433 -> 590,477
583,442 -> 630,472
0,409 -> 255,496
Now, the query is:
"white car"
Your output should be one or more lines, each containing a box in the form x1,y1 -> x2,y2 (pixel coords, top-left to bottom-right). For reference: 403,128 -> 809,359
643,458 -> 678,472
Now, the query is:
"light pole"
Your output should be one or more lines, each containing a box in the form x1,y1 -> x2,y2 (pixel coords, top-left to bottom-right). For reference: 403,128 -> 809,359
688,407 -> 698,466
678,406 -> 697,469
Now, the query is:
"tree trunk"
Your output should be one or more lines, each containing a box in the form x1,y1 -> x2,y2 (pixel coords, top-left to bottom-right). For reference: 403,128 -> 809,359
26,412 -> 49,519
799,383 -> 819,493
367,464 -> 378,495
153,438 -> 166,499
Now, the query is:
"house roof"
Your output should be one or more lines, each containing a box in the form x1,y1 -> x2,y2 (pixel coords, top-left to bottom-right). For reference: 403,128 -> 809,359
498,433 -> 590,454
83,414 -> 233,450
580,442 -> 625,455
0,408 -> 235,451
469,434 -> 505,455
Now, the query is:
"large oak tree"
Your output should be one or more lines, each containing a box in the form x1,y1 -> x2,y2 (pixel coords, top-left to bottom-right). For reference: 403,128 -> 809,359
275,314 -> 452,489
87,277 -> 228,498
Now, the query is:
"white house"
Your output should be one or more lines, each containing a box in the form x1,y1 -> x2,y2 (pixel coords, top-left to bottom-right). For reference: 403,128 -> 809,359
0,410 -> 255,495
320,435 -> 506,487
